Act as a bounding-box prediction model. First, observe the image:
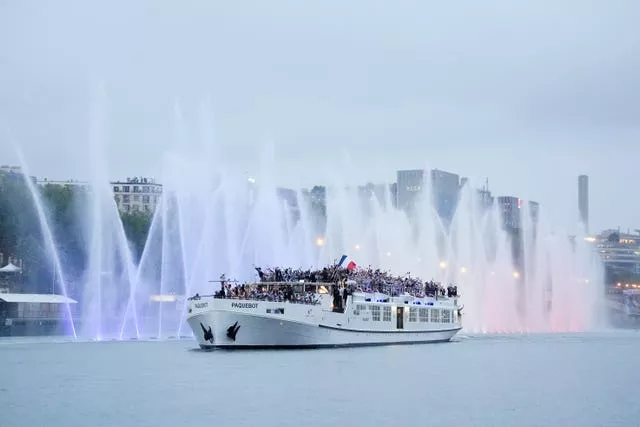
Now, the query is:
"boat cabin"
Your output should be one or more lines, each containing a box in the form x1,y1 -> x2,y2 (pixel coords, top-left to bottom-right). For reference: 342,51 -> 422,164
207,280 -> 461,330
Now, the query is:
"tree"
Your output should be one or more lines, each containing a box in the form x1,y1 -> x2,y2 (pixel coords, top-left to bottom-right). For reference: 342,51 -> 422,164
120,210 -> 153,260
0,176 -> 155,292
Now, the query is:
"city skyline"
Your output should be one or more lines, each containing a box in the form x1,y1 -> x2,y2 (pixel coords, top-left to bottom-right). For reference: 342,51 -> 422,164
2,0 -> 639,233
11,162 -> 605,238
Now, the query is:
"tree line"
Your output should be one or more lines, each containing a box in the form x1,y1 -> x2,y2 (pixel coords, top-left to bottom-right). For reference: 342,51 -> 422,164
0,173 -> 151,293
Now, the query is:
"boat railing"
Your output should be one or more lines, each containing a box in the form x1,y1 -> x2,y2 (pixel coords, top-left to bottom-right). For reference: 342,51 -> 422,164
188,291 -> 325,305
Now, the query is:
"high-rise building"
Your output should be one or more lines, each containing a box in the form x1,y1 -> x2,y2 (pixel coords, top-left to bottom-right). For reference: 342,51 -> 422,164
471,178 -> 494,213
578,175 -> 589,232
357,182 -> 394,207
528,201 -> 540,225
276,187 -> 300,221
389,182 -> 398,209
396,169 -> 425,212
396,168 -> 460,222
497,196 -> 521,230
430,169 -> 460,225
495,197 -> 539,231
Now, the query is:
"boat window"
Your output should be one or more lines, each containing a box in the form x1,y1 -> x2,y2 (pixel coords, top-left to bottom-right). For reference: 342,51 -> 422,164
441,310 -> 451,323
383,306 -> 392,321
419,308 -> 429,322
409,307 -> 418,322
361,305 -> 371,321
266,308 -> 285,314
371,305 -> 381,321
354,304 -> 367,316
430,309 -> 440,323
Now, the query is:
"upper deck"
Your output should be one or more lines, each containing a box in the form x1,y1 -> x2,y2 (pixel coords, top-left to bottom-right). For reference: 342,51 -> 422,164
188,281 -> 458,307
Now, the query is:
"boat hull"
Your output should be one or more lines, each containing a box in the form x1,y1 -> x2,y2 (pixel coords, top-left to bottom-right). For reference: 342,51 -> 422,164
188,309 -> 461,349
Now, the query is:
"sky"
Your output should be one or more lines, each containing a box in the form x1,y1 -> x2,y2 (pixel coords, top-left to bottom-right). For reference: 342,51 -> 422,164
0,0 -> 639,233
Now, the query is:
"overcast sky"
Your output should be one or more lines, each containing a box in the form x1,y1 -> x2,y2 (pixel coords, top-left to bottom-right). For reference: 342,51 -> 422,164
1,0 -> 639,232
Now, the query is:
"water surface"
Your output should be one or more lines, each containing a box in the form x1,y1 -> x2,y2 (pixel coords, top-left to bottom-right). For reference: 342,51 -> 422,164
1,331 -> 638,427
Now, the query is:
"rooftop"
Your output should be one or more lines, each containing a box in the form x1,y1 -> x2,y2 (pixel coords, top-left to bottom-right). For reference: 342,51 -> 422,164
0,293 -> 78,304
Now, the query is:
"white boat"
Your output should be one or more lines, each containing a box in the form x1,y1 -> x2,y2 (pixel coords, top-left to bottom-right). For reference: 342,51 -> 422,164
186,281 -> 462,349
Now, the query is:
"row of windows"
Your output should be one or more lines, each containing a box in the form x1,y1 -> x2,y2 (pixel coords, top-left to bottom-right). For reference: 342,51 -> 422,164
113,185 -> 162,194
116,195 -> 160,204
409,307 -> 453,323
353,305 -> 453,323
11,303 -> 64,319
15,303 -> 61,312
119,204 -> 154,213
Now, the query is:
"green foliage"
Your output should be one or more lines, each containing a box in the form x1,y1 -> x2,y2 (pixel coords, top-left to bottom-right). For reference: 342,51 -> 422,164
121,210 -> 152,259
0,175 -> 153,292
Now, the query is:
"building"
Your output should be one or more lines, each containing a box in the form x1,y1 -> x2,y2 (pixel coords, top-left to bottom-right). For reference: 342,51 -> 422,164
396,169 -> 425,212
578,175 -> 589,233
528,201 -> 540,232
112,177 -> 162,213
0,165 -> 37,184
37,179 -> 90,191
497,196 -> 521,230
357,182 -> 395,208
430,169 -> 460,226
495,197 -> 540,231
477,188 -> 494,212
389,183 -> 398,209
396,168 -> 461,222
276,187 -> 300,221
0,292 -> 77,337
589,229 -> 640,284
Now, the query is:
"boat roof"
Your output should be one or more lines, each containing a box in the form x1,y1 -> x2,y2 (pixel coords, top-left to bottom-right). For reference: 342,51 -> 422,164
0,293 -> 78,304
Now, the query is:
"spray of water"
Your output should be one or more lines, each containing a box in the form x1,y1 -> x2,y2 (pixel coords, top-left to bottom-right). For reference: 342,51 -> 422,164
7,100 -> 605,339
13,144 -> 78,338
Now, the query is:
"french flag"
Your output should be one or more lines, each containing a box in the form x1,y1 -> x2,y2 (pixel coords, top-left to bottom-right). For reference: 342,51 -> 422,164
338,254 -> 357,271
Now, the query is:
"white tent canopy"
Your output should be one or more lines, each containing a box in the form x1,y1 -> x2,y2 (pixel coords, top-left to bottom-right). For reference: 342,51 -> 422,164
0,293 -> 77,304
0,263 -> 21,273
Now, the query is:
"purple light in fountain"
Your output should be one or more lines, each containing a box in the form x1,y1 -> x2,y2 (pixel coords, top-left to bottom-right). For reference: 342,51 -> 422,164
13,145 -> 77,339
12,94 -> 605,340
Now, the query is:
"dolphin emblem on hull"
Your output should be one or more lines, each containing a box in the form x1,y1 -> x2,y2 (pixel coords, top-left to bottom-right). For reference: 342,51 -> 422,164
226,321 -> 241,341
200,322 -> 214,343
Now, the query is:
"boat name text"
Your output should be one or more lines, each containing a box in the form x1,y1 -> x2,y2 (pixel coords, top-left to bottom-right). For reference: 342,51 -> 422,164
232,302 -> 258,309
194,303 -> 208,309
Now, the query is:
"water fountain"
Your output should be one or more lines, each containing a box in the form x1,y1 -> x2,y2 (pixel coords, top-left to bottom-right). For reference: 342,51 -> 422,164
13,146 -> 77,338
12,101 -> 604,339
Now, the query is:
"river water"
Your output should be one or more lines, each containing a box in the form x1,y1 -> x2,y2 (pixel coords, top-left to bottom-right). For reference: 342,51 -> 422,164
1,331 -> 638,427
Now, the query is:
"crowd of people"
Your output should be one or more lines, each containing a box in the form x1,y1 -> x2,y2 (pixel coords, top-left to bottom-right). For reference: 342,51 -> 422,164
200,265 -> 459,304
210,281 -> 321,305
255,265 -> 459,297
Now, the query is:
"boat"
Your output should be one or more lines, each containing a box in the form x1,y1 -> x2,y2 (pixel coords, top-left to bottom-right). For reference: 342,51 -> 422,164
186,278 -> 463,349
